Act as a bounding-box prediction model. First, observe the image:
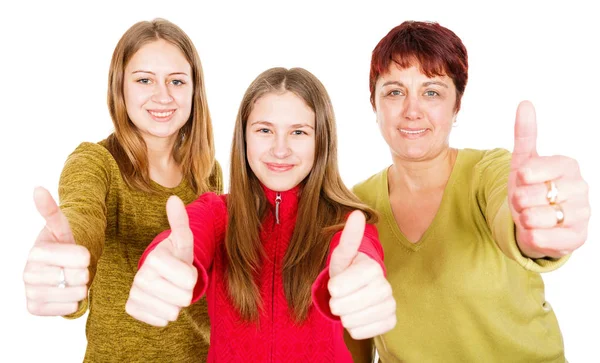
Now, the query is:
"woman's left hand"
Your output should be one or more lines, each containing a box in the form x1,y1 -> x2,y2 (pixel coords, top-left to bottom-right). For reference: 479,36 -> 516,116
508,101 -> 591,259
327,211 -> 397,340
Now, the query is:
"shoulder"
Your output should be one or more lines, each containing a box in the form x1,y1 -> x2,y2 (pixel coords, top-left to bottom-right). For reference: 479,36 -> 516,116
352,167 -> 389,204
190,192 -> 228,211
66,140 -> 116,167
460,148 -> 510,166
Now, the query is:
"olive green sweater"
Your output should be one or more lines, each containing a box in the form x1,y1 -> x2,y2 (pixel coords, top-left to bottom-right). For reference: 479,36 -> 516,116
59,141 -> 222,362
352,148 -> 568,363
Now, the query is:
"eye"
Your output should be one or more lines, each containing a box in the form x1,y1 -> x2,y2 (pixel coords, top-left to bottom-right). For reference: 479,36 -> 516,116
171,79 -> 185,86
388,90 -> 402,96
292,130 -> 308,136
424,90 -> 439,97
257,128 -> 271,134
136,78 -> 151,85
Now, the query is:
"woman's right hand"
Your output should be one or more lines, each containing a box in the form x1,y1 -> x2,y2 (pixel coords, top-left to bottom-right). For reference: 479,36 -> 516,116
126,196 -> 198,327
23,187 -> 90,316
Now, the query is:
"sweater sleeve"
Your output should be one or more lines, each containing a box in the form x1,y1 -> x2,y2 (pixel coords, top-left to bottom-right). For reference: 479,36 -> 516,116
138,192 -> 227,302
58,143 -> 111,319
476,148 -> 569,272
311,223 -> 385,321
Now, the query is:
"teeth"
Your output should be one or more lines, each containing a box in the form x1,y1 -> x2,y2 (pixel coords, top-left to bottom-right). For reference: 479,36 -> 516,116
149,111 -> 174,117
400,129 -> 426,134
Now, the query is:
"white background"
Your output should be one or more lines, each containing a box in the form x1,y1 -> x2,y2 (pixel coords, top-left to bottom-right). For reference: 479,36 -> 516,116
1,1 -> 598,362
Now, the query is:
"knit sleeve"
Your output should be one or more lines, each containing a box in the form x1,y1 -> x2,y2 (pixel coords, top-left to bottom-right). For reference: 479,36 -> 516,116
476,148 -> 569,272
139,192 -> 227,302
58,142 -> 111,319
311,223 -> 384,321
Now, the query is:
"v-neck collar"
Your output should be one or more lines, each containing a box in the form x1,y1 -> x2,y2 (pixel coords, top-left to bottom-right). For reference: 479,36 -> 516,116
381,149 -> 464,251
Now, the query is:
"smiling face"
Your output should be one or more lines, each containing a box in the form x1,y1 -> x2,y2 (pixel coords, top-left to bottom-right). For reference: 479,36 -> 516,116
123,39 -> 193,144
245,91 -> 316,192
374,63 -> 458,162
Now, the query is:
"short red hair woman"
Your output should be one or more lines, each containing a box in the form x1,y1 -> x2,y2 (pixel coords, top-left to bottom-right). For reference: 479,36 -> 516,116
349,21 -> 590,362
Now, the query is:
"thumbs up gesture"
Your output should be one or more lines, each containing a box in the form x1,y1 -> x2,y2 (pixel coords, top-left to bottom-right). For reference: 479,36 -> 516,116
508,101 -> 590,259
126,196 -> 198,327
23,187 -> 90,316
328,211 -> 396,340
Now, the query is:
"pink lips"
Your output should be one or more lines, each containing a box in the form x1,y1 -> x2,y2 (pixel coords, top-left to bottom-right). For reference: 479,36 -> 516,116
266,163 -> 294,172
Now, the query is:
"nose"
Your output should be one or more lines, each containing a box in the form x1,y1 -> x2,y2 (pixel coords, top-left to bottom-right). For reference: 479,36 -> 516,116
402,94 -> 423,120
271,134 -> 292,159
151,82 -> 174,104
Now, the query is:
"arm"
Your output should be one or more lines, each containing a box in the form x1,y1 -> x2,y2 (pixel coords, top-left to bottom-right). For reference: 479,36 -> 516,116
59,144 -> 110,304
23,143 -> 109,318
477,148 -> 569,272
138,192 -> 226,302
311,211 -> 395,340
312,223 -> 384,320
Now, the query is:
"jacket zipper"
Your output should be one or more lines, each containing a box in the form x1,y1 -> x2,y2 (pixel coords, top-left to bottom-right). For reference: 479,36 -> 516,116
271,192 -> 282,362
275,193 -> 282,224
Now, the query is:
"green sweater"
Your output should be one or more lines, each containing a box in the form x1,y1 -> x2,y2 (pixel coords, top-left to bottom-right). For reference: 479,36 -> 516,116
353,148 -> 568,363
59,141 -> 222,362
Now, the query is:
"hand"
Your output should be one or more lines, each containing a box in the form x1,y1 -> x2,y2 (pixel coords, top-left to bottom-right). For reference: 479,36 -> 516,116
508,101 -> 590,258
126,196 -> 198,327
328,210 -> 396,339
23,187 -> 90,316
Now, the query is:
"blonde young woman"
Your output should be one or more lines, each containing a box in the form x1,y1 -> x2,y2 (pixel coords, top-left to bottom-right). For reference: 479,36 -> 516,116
127,67 -> 397,362
22,19 -> 221,362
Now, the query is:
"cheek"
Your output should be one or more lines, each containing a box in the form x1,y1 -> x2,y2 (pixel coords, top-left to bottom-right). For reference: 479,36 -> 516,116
426,107 -> 455,128
174,87 -> 193,107
299,139 -> 316,169
124,84 -> 149,109
245,135 -> 267,166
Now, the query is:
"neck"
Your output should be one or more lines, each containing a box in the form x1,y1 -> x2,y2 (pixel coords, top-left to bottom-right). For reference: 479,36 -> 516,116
389,147 -> 458,194
143,135 -> 182,187
144,135 -> 177,168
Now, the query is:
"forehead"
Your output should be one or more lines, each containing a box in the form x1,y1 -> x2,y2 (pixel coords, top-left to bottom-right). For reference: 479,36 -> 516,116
125,39 -> 191,73
378,63 -> 451,85
249,92 -> 315,126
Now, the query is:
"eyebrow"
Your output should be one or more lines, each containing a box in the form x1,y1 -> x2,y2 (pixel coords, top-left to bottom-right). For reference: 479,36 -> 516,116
131,70 -> 190,77
381,80 -> 448,88
250,120 -> 314,129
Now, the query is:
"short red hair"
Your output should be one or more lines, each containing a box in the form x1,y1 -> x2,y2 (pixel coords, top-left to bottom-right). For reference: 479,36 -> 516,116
369,21 -> 468,111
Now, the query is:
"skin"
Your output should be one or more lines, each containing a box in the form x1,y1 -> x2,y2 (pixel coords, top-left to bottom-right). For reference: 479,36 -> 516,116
245,92 -> 316,192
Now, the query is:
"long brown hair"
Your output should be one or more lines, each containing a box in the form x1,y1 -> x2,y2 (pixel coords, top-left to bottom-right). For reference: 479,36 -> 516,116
227,67 -> 378,321
105,18 -> 216,194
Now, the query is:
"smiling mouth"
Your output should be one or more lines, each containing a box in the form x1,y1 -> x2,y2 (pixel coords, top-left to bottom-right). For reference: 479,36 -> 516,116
399,128 -> 427,135
148,110 -> 175,118
266,163 -> 294,172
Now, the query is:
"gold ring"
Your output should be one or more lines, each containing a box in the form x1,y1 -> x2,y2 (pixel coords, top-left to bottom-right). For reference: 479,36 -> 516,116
553,204 -> 565,226
545,180 -> 558,205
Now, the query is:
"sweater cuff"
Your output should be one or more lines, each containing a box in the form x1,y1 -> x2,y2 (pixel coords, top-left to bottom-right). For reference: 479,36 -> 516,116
493,200 -> 570,272
62,297 -> 88,319
191,256 -> 209,303
311,234 -> 386,322
311,267 -> 338,322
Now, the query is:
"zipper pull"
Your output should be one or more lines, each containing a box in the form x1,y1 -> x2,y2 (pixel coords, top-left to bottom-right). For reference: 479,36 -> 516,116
275,193 -> 282,224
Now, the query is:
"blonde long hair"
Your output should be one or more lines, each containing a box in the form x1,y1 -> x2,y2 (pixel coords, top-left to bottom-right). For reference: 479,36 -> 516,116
105,18 -> 216,194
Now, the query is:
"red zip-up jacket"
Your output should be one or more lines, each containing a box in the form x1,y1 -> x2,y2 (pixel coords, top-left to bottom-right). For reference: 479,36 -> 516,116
140,185 -> 385,362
